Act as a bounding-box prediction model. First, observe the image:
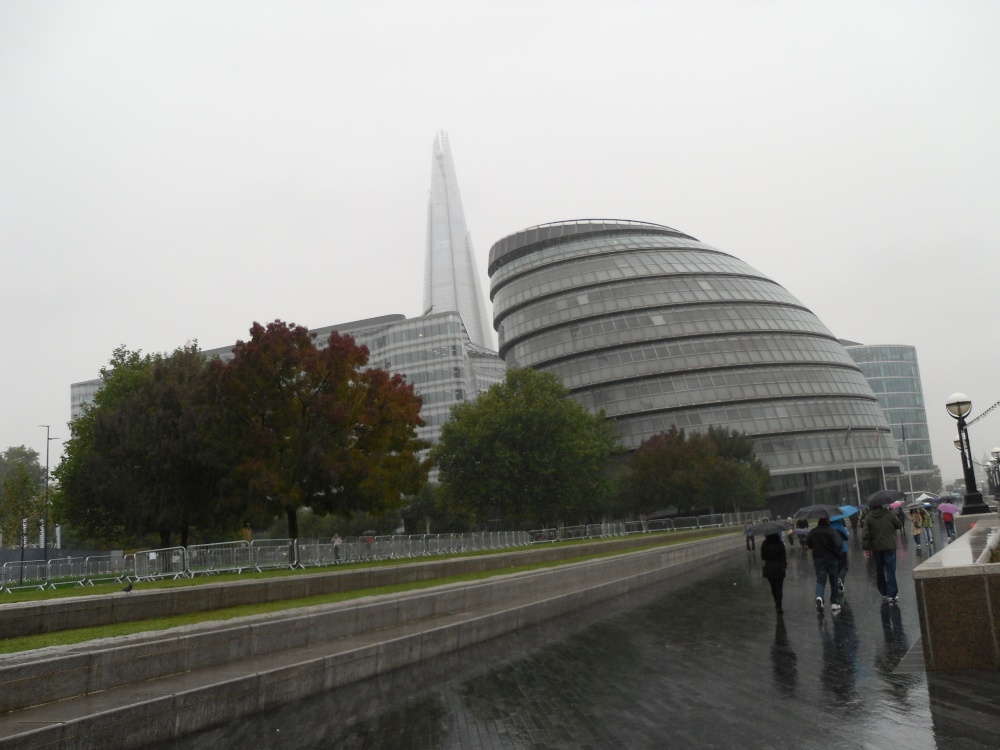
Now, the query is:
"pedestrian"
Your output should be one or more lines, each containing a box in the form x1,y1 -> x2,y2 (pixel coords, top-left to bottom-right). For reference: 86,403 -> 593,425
795,518 -> 809,551
785,517 -> 796,547
941,509 -> 956,539
333,533 -> 341,561
806,516 -> 843,614
760,533 -> 787,614
745,516 -> 755,551
920,507 -> 934,545
830,516 -> 850,594
862,502 -> 903,603
908,509 -> 923,551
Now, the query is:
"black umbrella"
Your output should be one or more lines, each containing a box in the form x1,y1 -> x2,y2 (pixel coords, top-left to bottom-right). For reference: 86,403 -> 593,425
792,504 -> 842,520
746,519 -> 792,537
865,489 -> 906,508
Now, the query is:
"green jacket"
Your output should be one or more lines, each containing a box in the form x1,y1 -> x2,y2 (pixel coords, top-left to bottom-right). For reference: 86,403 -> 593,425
862,506 -> 902,551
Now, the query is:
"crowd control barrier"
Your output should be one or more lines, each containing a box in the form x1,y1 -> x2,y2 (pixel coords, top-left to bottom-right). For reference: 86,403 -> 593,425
0,512 -> 765,593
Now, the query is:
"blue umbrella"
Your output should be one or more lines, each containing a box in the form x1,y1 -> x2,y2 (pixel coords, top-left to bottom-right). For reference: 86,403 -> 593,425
831,505 -> 860,521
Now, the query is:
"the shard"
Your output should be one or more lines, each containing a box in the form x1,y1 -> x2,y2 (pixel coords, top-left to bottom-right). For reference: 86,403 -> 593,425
423,132 -> 494,349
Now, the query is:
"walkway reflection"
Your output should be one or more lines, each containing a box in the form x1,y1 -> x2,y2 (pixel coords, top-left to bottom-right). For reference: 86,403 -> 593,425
818,606 -> 860,708
770,616 -> 797,697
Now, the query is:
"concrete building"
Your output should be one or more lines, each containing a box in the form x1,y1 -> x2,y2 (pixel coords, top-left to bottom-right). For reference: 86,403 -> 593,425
842,341 -> 935,492
487,219 -> 901,509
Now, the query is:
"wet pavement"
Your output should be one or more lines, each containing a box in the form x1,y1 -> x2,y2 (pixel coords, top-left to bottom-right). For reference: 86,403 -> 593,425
160,520 -> 1000,749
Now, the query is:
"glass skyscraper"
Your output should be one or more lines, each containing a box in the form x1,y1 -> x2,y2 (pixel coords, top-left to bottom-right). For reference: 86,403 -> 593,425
843,342 -> 935,490
423,132 -> 494,350
488,219 -> 900,509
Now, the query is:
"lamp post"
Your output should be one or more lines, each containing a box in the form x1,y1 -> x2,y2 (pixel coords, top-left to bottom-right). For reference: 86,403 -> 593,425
38,425 -> 58,561
946,393 -> 989,514
990,447 -> 1000,498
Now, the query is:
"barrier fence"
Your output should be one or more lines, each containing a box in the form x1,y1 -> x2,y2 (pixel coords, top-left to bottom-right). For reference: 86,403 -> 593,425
0,510 -> 767,592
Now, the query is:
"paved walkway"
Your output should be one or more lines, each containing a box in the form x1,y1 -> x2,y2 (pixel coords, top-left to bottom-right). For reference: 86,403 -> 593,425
157,519 -> 1000,749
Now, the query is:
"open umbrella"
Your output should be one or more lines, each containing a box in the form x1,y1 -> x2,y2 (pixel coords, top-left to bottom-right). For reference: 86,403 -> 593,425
746,519 -> 792,537
938,502 -> 960,515
914,492 -> 938,504
905,501 -> 931,511
889,500 -> 905,509
866,489 -> 906,507
831,505 -> 860,521
792,504 -> 842,520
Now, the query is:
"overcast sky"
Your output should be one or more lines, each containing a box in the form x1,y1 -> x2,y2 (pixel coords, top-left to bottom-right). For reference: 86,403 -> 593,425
2,1 -> 998,486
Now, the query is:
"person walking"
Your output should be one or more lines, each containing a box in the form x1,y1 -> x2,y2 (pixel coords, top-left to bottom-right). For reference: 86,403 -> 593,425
941,509 -> 956,540
920,507 -> 934,546
863,502 -> 903,603
745,516 -> 756,551
908,509 -> 923,551
760,532 -> 787,614
830,516 -> 850,594
806,517 -> 843,614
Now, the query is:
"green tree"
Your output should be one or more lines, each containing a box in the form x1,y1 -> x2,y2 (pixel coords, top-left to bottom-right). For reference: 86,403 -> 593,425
0,446 -> 46,492
619,426 -> 769,516
214,320 -> 428,540
432,368 -> 621,529
0,462 -> 44,547
55,345 -> 234,547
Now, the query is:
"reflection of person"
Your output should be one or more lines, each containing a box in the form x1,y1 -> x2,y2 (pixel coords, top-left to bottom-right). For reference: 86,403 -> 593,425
863,503 -> 903,603
820,604 -> 860,703
745,517 -> 755,551
760,533 -> 787,613
770,617 -> 797,698
830,517 -> 850,593
807,517 -> 842,613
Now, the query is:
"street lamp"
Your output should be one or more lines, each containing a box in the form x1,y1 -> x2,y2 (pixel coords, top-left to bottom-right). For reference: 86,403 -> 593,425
38,425 -> 58,560
946,393 -> 989,514
990,447 -> 1000,498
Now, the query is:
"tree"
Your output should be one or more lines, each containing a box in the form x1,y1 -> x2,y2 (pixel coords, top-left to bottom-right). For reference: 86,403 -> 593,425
0,446 -> 46,492
619,426 -> 769,516
55,345 -> 234,547
432,368 -> 622,529
0,462 -> 44,547
214,321 -> 428,539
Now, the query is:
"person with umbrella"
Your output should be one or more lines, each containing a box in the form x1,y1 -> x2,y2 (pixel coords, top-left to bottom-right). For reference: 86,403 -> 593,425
939,501 -> 960,539
862,495 -> 903,604
805,513 -> 843,614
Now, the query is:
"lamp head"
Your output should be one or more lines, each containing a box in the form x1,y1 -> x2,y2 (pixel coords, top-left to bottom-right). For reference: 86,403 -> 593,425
946,393 -> 972,420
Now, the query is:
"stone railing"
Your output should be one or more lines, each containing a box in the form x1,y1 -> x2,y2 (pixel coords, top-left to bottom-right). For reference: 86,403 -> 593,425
913,517 -> 1000,670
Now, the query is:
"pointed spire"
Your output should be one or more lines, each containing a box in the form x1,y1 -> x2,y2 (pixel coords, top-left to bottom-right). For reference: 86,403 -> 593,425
423,132 -> 494,349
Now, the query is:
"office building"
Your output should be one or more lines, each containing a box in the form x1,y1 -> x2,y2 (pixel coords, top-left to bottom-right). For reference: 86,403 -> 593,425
488,219 -> 900,509
842,342 -> 935,491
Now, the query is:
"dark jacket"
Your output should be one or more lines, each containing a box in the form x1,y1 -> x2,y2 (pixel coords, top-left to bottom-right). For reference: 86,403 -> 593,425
863,506 -> 902,551
760,534 -> 787,579
806,522 -> 842,562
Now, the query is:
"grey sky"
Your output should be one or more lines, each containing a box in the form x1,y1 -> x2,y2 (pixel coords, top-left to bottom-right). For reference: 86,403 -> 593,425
2,1 -> 998,486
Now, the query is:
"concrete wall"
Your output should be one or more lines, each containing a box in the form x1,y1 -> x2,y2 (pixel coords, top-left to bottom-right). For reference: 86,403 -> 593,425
914,520 -> 1000,670
0,533 -> 740,748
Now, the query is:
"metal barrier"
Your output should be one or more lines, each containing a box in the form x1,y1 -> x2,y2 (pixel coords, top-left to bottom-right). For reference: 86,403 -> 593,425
187,541 -> 252,576
128,546 -> 189,581
2,560 -> 49,592
46,556 -> 88,588
251,539 -> 297,571
0,511 -> 767,594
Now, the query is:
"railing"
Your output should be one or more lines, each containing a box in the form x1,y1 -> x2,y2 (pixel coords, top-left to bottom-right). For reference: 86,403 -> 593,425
0,512 -> 764,593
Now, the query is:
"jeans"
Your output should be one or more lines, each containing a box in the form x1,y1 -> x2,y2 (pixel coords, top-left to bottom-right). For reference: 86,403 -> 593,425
814,557 -> 840,604
923,527 -> 934,544
873,550 -> 898,598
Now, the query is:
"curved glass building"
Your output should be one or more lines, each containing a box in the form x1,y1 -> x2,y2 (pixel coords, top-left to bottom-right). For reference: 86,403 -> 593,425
487,219 -> 901,508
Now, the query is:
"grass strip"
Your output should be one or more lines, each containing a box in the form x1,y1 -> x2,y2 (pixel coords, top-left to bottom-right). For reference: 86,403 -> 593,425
0,529 -> 733,654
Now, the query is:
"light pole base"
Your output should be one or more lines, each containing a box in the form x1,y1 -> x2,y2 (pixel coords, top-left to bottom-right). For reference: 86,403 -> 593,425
959,491 -> 993,515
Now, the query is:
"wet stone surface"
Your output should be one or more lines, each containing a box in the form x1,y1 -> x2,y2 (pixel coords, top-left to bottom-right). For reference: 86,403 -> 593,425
159,525 -> 1000,749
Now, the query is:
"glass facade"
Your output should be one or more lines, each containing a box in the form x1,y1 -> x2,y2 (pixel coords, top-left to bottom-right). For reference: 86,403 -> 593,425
488,219 -> 901,508
844,343 -> 935,488
71,312 -> 505,453
423,132 -> 494,349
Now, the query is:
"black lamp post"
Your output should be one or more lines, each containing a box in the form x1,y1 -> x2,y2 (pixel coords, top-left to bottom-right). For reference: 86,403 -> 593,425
38,425 -> 57,561
990,447 -> 1000,497
946,393 -> 990,515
